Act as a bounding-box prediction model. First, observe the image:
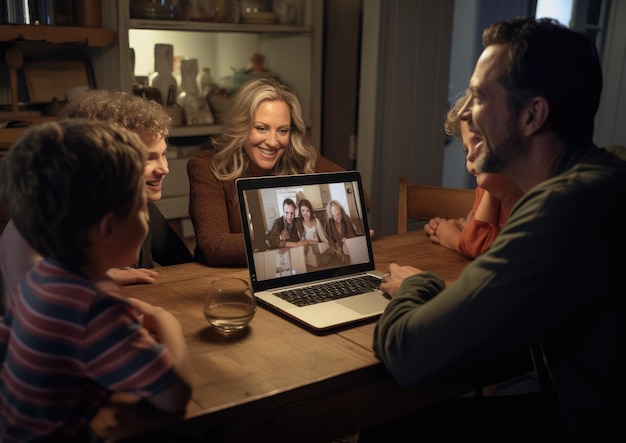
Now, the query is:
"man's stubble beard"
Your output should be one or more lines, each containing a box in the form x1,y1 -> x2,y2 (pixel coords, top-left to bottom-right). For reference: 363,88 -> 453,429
475,126 -> 524,174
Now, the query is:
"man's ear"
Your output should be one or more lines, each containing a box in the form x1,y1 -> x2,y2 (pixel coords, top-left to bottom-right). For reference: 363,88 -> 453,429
521,96 -> 549,136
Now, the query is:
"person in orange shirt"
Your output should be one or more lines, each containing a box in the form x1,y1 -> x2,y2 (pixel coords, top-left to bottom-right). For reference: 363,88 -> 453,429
424,90 -> 523,258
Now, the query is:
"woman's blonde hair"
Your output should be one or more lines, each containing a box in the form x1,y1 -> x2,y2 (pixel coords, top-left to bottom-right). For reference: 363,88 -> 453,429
210,78 -> 318,180
326,200 -> 347,221
443,89 -> 470,139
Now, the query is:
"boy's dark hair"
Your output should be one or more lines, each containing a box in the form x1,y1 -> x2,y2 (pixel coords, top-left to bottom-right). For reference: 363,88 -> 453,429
483,17 -> 602,147
0,119 -> 147,269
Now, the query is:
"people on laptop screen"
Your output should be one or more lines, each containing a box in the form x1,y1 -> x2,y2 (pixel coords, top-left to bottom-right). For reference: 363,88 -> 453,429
267,198 -> 304,249
296,198 -> 332,267
325,200 -> 358,264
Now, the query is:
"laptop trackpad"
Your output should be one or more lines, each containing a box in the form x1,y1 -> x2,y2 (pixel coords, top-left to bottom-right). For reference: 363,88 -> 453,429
336,293 -> 388,315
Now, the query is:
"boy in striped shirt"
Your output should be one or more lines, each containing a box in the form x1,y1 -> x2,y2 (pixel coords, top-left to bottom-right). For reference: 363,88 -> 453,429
0,120 -> 192,442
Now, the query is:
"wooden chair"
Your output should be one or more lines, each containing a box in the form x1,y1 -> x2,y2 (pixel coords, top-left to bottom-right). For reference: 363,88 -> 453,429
397,177 -> 475,234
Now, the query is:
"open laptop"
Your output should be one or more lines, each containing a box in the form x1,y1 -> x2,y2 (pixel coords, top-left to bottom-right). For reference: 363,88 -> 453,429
236,170 -> 388,332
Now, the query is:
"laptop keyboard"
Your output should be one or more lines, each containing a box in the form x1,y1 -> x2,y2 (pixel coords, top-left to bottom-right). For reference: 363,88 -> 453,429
273,274 -> 382,307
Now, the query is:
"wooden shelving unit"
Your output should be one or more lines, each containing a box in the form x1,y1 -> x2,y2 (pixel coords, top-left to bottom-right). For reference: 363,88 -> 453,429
0,25 -> 118,154
0,24 -> 116,47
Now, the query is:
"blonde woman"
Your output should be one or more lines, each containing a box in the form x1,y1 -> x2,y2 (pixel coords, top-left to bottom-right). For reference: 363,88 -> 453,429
188,78 -> 346,266
325,200 -> 357,264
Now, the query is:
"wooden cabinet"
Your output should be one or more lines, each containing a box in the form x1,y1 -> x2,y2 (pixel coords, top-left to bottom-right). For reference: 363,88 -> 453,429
112,0 -> 323,148
0,25 -> 115,46
0,24 -> 118,152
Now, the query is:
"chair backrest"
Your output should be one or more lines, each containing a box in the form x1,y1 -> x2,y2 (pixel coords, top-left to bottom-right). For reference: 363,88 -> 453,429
397,176 -> 475,234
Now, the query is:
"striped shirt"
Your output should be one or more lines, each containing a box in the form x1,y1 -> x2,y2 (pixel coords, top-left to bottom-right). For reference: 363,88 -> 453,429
0,259 -> 177,442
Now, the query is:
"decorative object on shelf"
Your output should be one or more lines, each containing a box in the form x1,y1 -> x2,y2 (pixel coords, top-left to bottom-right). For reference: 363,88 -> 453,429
54,0 -> 74,25
209,91 -> 233,124
128,47 -> 139,87
130,0 -> 180,20
5,46 -> 23,113
217,69 -> 255,93
243,53 -> 281,82
176,58 -> 199,107
219,0 -> 241,23
149,43 -> 177,109
130,48 -> 163,105
23,58 -> 94,103
240,0 -> 277,24
200,67 -> 219,100
73,0 -> 101,27
273,0 -> 304,25
180,0 -> 217,21
217,53 -> 278,93
210,52 -> 279,123
165,102 -> 184,127
245,53 -> 270,74
240,0 -> 270,14
1,0 -> 56,25
177,58 -> 215,126
241,11 -> 277,24
178,0 -> 240,22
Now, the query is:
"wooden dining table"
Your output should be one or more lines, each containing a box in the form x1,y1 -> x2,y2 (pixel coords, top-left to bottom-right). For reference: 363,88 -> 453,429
90,230 -> 473,443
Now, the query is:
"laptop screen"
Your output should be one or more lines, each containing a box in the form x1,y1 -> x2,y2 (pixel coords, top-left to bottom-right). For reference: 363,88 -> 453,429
236,171 -> 375,292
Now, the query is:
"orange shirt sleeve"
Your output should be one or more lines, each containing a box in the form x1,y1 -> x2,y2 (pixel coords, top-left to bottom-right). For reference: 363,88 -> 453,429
458,187 -> 508,259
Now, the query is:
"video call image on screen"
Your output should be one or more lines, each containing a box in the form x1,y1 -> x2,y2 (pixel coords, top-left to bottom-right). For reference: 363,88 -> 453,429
242,181 -> 370,281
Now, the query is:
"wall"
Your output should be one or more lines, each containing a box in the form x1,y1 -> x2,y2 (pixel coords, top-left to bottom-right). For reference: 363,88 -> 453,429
594,0 -> 626,148
321,0 -> 361,170
357,0 -> 454,237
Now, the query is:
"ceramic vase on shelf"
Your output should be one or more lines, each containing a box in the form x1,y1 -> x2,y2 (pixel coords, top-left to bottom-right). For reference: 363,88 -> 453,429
273,0 -> 304,25
176,58 -> 200,107
177,58 -> 215,126
200,67 -> 219,100
149,44 -> 177,108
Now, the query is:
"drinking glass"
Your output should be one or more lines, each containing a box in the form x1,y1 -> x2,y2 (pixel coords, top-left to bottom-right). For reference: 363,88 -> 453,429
204,278 -> 256,333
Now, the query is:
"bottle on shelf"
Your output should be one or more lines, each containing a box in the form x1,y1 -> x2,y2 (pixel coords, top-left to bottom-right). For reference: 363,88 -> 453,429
200,67 -> 219,100
177,58 -> 215,126
150,43 -> 178,108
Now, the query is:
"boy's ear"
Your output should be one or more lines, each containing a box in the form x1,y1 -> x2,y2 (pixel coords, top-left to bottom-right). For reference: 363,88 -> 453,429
97,213 -> 117,239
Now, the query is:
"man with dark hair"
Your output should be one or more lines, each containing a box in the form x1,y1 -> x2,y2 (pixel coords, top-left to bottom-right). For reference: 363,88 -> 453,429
267,198 -> 303,249
374,17 -> 626,442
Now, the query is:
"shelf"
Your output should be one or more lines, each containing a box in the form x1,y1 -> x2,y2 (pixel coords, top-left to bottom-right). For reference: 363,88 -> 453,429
129,19 -> 312,33
169,124 -> 222,138
0,25 -> 117,47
